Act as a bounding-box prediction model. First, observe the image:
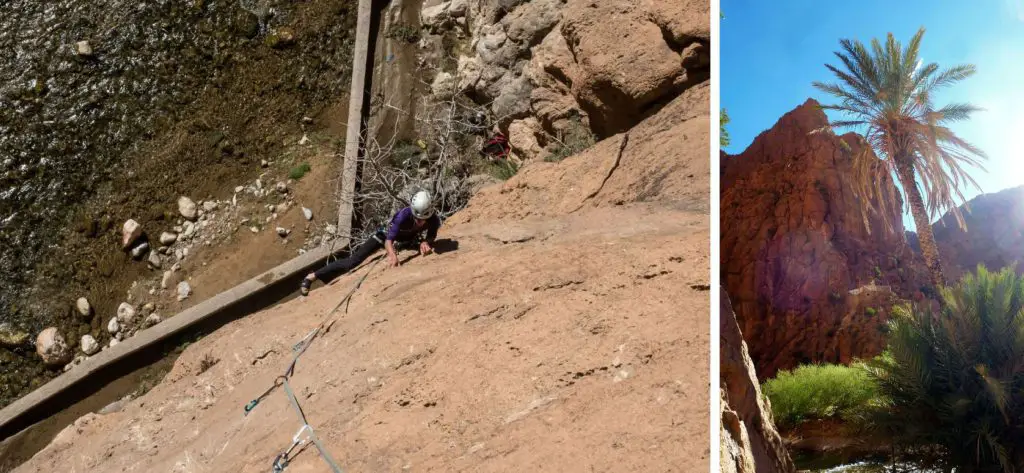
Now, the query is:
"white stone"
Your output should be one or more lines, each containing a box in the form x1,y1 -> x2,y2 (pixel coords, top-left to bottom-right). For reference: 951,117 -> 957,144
178,196 -> 198,221
117,302 -> 136,324
35,327 -> 72,366
148,251 -> 161,268
107,317 -> 120,334
202,200 -> 218,212
81,335 -> 99,355
182,221 -> 195,238
302,207 -> 313,220
326,224 -> 337,235
159,232 -> 178,245
121,219 -> 143,249
161,270 -> 174,289
109,338 -> 119,348
75,40 -> 93,56
250,226 -> 259,233
75,297 -> 92,317
275,182 -> 288,194
177,281 -> 191,301
260,160 -> 269,168
234,185 -> 245,193
298,134 -> 311,146
143,313 -> 163,328
276,227 -> 290,237
129,242 -> 149,259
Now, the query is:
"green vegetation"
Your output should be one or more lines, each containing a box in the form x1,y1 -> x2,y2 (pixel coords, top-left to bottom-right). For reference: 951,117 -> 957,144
865,307 -> 877,317
865,265 -> 1024,471
487,159 -> 520,181
763,362 -> 880,431
386,23 -> 421,44
720,108 -> 731,147
289,162 -> 311,180
546,116 -> 597,162
813,27 -> 986,291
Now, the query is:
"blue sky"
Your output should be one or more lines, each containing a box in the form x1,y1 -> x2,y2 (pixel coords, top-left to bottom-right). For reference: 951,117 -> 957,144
721,0 -> 1024,226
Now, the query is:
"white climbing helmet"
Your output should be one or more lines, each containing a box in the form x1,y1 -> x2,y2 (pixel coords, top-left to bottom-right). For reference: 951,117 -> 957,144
410,190 -> 435,219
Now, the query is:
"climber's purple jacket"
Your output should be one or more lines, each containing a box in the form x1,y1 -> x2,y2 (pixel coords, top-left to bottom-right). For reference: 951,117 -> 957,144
386,207 -> 440,243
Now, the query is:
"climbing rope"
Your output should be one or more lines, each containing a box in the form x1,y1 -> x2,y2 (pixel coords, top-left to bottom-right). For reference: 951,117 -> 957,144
242,254 -> 385,472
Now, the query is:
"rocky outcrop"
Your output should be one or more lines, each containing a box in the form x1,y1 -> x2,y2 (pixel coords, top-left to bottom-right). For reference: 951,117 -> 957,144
721,99 -> 928,379
721,289 -> 794,473
424,0 -> 709,160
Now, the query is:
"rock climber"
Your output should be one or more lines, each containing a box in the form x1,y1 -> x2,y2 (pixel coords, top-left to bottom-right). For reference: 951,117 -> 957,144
300,190 -> 440,296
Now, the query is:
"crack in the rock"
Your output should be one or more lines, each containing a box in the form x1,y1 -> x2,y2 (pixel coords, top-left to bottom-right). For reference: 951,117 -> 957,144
571,132 -> 629,213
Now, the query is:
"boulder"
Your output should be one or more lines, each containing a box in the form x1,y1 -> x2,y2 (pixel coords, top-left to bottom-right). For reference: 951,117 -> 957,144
80,335 -> 99,356
75,297 -> 92,318
177,281 -> 192,301
107,317 -> 120,334
142,313 -> 163,329
74,40 -> 93,56
507,117 -> 546,161
178,196 -> 198,221
36,327 -> 72,367
129,242 -> 150,260
121,219 -> 143,249
159,232 -> 178,245
560,0 -> 688,136
148,251 -> 161,269
116,302 -> 136,324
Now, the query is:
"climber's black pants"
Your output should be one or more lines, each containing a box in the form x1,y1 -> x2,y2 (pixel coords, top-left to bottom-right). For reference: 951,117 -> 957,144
313,230 -> 416,283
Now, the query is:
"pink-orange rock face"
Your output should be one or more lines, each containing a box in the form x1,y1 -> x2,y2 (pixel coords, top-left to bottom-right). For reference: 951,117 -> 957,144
721,99 -> 928,379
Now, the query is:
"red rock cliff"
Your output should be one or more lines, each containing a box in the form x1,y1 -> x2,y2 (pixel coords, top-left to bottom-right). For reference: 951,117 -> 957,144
721,99 -> 928,379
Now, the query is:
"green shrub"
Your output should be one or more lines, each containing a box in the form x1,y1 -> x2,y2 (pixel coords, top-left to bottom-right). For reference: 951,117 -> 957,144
720,108 -> 731,147
763,362 -> 880,431
865,307 -> 877,317
386,23 -> 420,44
289,162 -> 311,180
487,159 -> 519,181
546,116 -> 596,162
866,265 -> 1024,471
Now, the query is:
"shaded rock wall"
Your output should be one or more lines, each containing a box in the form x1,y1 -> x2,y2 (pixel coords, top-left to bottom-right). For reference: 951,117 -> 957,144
721,288 -> 794,473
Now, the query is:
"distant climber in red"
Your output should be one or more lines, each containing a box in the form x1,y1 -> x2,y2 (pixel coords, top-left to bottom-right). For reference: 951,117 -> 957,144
300,190 -> 440,296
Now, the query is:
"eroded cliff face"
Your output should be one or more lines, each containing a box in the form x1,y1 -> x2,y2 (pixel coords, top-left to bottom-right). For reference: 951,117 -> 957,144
721,99 -> 928,379
420,0 -> 709,159
721,289 -> 794,473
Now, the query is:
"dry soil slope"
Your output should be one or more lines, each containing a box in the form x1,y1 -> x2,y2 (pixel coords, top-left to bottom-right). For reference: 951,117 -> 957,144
17,85 -> 709,473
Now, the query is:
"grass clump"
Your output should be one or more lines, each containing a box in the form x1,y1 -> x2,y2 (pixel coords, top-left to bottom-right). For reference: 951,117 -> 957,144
763,362 -> 880,431
546,116 -> 596,162
487,159 -> 519,181
386,23 -> 421,44
289,162 -> 311,180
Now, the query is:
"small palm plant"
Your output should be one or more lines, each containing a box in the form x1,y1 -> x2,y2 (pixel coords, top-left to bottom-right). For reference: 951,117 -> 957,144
813,27 -> 987,290
867,265 -> 1024,472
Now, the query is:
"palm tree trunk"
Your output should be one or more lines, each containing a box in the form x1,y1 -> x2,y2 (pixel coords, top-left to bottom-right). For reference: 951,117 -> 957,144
896,163 -> 946,290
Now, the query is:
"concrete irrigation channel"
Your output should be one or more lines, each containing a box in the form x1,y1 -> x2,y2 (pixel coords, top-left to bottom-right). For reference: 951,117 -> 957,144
0,0 -> 387,466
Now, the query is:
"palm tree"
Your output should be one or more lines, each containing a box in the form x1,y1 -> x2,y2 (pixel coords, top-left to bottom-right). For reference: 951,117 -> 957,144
813,27 -> 986,290
867,266 -> 1024,472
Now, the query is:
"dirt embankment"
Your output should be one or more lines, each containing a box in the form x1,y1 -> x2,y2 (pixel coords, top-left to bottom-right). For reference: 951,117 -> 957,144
15,76 -> 709,473
0,0 -> 358,408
